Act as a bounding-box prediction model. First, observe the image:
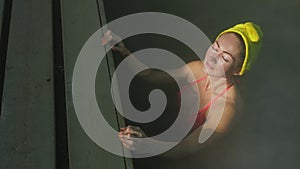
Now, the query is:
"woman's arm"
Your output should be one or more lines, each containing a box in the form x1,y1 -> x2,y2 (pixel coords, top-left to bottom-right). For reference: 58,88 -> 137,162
118,93 -> 241,158
102,30 -> 193,85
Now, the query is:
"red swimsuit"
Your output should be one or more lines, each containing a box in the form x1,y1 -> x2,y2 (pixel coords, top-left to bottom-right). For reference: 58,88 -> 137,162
179,75 -> 234,131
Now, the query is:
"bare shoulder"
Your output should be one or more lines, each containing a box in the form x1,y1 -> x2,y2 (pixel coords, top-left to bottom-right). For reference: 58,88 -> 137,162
185,60 -> 206,78
226,85 -> 243,109
186,60 -> 204,71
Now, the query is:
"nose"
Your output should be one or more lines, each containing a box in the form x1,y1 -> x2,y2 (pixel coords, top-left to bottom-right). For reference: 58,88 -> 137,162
213,47 -> 224,57
211,50 -> 224,63
217,50 -> 223,56
210,51 -> 222,63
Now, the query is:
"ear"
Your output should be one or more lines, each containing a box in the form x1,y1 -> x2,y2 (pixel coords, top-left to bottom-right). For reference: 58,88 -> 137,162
232,67 -> 242,76
232,64 -> 242,76
233,71 -> 240,76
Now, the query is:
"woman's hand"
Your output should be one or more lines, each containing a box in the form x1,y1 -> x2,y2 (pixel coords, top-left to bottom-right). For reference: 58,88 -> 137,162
118,125 -> 147,151
102,30 -> 131,57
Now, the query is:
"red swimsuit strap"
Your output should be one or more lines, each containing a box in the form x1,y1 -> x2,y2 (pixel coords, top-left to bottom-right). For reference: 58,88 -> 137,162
180,75 -> 208,92
190,75 -> 208,86
180,75 -> 233,114
198,83 -> 233,113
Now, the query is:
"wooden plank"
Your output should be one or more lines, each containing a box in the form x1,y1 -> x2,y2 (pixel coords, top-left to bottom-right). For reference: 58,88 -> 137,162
61,0 -> 130,168
0,0 -> 55,169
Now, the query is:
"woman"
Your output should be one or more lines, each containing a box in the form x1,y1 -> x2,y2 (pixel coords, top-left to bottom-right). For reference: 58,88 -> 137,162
102,22 -> 263,155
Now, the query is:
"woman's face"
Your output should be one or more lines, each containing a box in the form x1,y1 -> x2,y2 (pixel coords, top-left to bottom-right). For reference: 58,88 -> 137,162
203,33 -> 244,77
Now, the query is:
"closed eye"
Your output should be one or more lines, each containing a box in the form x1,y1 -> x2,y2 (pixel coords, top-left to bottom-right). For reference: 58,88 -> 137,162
222,56 -> 230,62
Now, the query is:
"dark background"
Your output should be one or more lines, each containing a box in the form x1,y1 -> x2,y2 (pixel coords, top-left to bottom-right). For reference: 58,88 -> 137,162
103,0 -> 300,168
0,0 -> 299,169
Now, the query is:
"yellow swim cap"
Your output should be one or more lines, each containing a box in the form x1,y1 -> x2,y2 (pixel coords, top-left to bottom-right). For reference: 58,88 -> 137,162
216,22 -> 263,76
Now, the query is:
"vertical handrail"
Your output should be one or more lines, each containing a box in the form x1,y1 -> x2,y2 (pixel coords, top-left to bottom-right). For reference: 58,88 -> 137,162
0,0 -> 13,117
96,0 -> 134,168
